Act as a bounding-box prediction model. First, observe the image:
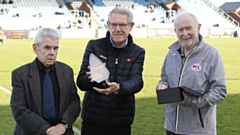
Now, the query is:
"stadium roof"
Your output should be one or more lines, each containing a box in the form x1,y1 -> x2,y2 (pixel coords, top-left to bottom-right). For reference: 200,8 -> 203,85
220,2 -> 240,11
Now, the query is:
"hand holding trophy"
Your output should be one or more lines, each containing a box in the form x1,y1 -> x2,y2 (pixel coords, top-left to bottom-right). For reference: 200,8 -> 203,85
89,53 -> 110,88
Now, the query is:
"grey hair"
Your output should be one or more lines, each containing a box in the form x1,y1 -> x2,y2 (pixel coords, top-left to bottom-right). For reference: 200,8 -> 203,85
34,28 -> 59,45
174,8 -> 199,27
108,6 -> 133,23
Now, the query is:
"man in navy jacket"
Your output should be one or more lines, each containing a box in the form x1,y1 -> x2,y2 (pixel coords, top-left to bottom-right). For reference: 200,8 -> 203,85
77,6 -> 145,135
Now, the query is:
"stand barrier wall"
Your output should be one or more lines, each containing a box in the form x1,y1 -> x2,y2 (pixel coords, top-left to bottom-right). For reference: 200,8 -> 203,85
4,28 -> 235,39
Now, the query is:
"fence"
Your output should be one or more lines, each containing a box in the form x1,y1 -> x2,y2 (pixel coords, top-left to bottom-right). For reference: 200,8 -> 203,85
3,27 -> 236,39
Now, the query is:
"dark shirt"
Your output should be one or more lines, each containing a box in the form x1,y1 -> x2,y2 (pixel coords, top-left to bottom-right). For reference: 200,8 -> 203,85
36,58 -> 60,125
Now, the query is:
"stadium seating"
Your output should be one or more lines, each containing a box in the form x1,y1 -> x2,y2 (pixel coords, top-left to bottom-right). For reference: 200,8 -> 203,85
0,0 -> 238,32
0,0 -> 89,30
177,0 -> 238,28
87,0 -> 168,28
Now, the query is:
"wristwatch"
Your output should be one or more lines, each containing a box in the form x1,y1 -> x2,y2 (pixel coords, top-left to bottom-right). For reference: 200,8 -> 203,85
60,122 -> 68,129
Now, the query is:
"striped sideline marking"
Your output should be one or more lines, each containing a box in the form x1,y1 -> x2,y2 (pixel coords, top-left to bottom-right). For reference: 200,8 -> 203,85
0,85 -> 81,135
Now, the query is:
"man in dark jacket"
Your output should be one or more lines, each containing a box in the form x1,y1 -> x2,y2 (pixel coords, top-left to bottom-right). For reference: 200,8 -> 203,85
77,6 -> 145,135
10,28 -> 80,135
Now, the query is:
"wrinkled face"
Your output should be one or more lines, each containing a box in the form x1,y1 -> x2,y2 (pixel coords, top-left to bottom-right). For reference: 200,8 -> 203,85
33,36 -> 59,67
107,13 -> 134,48
174,14 -> 201,48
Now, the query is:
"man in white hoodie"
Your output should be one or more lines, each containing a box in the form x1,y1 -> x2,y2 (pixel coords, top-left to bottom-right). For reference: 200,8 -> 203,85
156,9 -> 227,135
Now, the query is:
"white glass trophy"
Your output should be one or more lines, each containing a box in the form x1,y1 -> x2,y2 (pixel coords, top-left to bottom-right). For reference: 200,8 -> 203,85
89,53 -> 110,88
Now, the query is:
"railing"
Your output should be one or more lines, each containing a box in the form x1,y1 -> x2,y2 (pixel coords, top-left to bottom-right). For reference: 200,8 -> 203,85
203,0 -> 239,27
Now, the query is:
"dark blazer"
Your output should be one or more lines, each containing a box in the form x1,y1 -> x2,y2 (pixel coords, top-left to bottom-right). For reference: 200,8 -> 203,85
10,59 -> 80,135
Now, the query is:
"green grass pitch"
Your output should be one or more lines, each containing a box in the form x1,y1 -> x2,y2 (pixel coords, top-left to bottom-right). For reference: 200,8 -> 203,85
0,37 -> 239,135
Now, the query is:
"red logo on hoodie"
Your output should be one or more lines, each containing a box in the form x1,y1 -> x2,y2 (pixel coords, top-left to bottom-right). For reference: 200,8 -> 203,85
191,64 -> 201,71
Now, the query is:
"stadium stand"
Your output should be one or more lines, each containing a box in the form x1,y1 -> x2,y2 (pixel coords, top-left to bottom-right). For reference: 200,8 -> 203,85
220,2 -> 240,25
177,0 -> 239,28
0,0 -> 91,30
84,0 -> 240,29
0,0 -> 239,38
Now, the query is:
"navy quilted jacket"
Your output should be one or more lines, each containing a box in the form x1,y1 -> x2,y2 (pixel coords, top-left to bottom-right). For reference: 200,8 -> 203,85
77,32 -> 145,126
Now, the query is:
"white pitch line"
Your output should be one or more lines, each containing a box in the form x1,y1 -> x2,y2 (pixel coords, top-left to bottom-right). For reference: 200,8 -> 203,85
0,85 -> 81,135
73,126 -> 81,135
0,86 -> 11,95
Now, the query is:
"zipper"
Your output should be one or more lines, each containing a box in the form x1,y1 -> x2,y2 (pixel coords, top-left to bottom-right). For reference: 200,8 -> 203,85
114,57 -> 118,81
108,57 -> 118,125
174,48 -> 197,133
115,58 -> 118,64
175,105 -> 180,133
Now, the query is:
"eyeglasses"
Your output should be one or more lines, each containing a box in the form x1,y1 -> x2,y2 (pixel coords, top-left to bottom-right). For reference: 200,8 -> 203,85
109,23 -> 130,29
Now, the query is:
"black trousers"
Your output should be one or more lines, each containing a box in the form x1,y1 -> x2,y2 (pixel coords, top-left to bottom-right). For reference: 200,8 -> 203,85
81,121 -> 131,135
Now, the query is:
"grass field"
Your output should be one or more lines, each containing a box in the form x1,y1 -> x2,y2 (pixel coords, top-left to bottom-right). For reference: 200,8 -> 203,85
0,37 -> 239,135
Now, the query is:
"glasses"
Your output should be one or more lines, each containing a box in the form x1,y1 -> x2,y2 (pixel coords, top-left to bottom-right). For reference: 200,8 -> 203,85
109,23 -> 130,29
